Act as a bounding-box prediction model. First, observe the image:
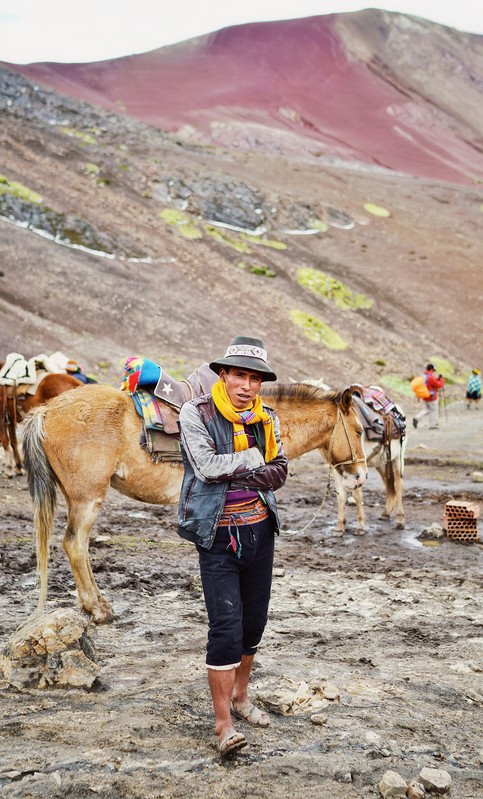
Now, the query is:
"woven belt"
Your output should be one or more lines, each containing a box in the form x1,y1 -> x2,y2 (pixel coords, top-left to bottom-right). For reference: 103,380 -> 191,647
218,497 -> 269,527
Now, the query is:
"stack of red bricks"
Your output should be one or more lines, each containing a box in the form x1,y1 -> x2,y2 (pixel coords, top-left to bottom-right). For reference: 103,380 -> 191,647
443,500 -> 480,543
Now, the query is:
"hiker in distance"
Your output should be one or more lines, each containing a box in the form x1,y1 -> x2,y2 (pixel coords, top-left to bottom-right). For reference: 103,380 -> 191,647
466,368 -> 481,409
413,363 -> 445,429
177,336 -> 288,756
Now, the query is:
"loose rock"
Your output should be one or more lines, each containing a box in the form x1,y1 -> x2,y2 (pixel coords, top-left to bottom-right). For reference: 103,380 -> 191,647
0,608 -> 99,689
419,767 -> 451,794
407,780 -> 426,799
379,769 -> 407,798
321,682 -> 340,701
310,713 -> 328,725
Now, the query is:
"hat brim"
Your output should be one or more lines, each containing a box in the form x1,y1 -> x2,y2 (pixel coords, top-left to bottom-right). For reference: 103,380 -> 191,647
209,357 -> 277,382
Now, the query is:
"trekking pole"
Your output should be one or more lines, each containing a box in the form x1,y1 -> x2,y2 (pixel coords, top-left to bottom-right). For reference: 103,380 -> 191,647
440,386 -> 448,422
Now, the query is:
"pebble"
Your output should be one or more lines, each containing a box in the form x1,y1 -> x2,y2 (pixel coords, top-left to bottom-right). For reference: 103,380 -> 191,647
419,767 -> 451,794
470,470 -> 483,482
379,770 -> 407,798
407,781 -> 425,799
364,731 -> 381,743
322,682 -> 340,701
465,689 -> 483,704
310,713 -> 328,725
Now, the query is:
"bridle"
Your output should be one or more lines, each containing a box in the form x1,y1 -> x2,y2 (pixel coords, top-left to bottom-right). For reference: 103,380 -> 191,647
326,405 -> 366,470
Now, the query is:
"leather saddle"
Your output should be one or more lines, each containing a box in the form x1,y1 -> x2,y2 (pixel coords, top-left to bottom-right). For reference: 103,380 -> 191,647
150,362 -> 218,434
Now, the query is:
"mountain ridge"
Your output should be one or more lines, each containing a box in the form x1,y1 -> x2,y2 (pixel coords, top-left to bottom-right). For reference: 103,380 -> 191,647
3,10 -> 483,184
0,11 -> 481,397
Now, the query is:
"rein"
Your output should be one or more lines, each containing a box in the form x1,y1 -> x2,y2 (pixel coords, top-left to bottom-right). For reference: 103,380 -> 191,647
284,405 -> 364,536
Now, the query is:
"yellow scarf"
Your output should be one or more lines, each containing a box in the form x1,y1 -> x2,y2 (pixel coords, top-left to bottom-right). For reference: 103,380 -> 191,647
211,379 -> 278,463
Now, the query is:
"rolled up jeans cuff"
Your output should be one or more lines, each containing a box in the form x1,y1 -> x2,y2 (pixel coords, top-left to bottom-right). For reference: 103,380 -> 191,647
206,661 -> 241,671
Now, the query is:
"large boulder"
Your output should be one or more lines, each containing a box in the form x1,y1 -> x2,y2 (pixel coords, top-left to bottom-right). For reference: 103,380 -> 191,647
0,608 -> 100,689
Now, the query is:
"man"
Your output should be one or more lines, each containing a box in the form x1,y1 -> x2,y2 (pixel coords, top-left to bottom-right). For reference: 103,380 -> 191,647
413,363 -> 445,429
177,336 -> 288,756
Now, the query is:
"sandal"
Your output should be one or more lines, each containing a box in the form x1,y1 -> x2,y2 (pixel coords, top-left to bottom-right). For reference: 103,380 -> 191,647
217,728 -> 247,757
230,699 -> 270,727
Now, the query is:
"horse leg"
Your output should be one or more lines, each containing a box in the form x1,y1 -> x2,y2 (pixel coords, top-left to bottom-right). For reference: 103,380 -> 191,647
352,486 -> 366,535
63,495 -> 114,623
392,463 -> 405,529
4,443 -> 19,477
332,470 -> 346,535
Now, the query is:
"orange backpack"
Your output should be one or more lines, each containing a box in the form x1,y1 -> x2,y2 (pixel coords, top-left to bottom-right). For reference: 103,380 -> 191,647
410,375 -> 431,399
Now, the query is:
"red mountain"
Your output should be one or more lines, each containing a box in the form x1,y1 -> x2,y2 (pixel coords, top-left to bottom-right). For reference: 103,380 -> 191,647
4,10 -> 483,185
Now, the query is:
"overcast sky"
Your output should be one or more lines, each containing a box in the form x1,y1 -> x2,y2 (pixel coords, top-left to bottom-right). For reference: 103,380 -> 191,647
0,0 -> 482,64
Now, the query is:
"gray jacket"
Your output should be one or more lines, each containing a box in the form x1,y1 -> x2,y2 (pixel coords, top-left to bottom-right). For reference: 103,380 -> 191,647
177,394 -> 288,549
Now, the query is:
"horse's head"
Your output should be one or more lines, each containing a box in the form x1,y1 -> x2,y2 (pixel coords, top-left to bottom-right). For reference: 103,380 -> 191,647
323,385 -> 367,490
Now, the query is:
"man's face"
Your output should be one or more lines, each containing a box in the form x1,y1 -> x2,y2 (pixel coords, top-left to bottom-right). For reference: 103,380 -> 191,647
220,367 -> 263,409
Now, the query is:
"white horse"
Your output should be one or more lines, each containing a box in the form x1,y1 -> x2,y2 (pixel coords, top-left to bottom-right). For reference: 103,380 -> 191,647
298,378 -> 406,534
331,428 -> 407,535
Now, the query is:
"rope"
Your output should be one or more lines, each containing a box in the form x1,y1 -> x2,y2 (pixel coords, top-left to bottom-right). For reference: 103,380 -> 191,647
284,466 -> 334,536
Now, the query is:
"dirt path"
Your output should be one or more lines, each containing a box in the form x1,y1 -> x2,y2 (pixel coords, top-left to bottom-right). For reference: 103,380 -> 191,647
0,402 -> 482,799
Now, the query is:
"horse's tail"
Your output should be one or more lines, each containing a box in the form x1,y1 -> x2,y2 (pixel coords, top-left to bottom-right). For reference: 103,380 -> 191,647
22,405 -> 57,613
384,459 -> 397,514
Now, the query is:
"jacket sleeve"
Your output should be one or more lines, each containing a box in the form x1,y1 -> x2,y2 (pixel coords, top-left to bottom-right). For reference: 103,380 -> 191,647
179,401 -> 265,483
228,413 -> 288,492
427,373 -> 445,391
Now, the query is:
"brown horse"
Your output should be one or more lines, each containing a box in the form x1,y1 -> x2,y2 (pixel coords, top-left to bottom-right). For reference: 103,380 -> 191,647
22,382 -> 367,623
0,373 -> 83,477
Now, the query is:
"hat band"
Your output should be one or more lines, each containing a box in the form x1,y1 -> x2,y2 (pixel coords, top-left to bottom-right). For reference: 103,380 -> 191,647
224,344 -> 268,362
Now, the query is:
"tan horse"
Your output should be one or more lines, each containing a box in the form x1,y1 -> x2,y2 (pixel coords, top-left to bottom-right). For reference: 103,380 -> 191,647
0,373 -> 83,477
22,382 -> 367,623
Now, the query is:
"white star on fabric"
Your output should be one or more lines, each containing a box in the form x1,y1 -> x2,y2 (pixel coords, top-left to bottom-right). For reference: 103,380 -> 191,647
161,382 -> 173,395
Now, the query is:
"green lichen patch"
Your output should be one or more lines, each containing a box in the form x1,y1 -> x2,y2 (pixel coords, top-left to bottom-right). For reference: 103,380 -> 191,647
0,175 -> 42,203
84,163 -> 100,177
364,203 -> 391,217
290,310 -> 347,350
205,225 -> 252,253
297,267 -> 373,310
236,261 -> 276,277
240,233 -> 287,250
59,127 -> 97,145
160,209 -> 203,239
379,374 -> 414,398
311,219 -> 329,232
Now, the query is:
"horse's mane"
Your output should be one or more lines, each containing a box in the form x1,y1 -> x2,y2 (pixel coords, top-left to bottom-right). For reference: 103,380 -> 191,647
261,382 -> 340,404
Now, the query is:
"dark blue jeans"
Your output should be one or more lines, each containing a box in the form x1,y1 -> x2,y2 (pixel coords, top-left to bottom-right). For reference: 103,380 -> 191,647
197,516 -> 275,668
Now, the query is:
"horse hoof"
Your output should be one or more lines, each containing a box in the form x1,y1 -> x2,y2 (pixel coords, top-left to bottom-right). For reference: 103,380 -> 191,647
396,522 -> 405,530
88,602 -> 115,624
353,529 -> 366,536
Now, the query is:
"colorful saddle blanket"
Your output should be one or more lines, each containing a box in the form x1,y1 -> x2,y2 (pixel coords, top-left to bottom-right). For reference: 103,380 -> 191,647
122,357 -> 218,460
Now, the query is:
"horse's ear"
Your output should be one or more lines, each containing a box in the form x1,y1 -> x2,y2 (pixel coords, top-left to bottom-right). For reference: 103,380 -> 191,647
340,387 -> 354,413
